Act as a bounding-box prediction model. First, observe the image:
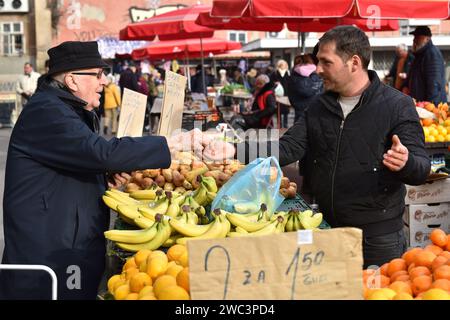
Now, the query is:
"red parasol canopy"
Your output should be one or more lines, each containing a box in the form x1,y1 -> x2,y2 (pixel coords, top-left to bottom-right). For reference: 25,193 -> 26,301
210,0 -> 450,20
131,38 -> 242,61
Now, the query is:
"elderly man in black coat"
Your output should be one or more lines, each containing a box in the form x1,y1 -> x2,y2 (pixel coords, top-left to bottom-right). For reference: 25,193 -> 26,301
407,26 -> 447,104
0,41 -> 178,300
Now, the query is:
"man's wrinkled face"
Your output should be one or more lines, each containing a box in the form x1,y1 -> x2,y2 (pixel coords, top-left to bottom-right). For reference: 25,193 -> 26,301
316,42 -> 352,94
24,64 -> 33,75
66,68 -> 107,110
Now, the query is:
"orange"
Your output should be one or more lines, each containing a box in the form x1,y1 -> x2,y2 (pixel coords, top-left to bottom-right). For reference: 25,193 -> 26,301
409,266 -> 431,280
166,244 -> 187,263
158,285 -> 190,300
107,274 -> 122,294
122,267 -> 139,281
122,257 -> 137,271
390,270 -> 408,283
129,272 -> 152,293
394,275 -> 411,282
389,281 -> 413,295
402,248 -> 422,266
134,249 -> 152,267
430,229 -> 447,248
408,263 -> 416,273
422,118 -> 434,126
392,292 -> 414,300
431,255 -> 449,272
412,275 -> 433,296
440,251 -> 450,260
425,244 -> 443,256
125,293 -> 139,300
387,259 -> 407,277
165,264 -> 184,278
366,275 -> 390,289
432,279 -> 450,291
433,265 -> 450,281
379,263 -> 389,276
176,267 -> 190,292
114,284 -> 130,300
138,285 -> 154,299
153,275 -> 177,298
147,256 -> 169,280
414,250 -> 436,269
447,235 -> 450,251
421,288 -> 450,300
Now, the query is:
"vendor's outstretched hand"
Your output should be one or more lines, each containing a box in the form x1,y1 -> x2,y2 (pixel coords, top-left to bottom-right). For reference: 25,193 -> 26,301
108,172 -> 132,189
383,135 -> 408,172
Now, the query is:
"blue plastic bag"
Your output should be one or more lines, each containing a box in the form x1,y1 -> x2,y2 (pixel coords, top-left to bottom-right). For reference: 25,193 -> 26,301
211,157 -> 285,216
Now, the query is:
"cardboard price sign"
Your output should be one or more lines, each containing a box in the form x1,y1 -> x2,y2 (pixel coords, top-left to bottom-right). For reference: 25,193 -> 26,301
158,71 -> 187,137
117,88 -> 148,138
188,228 -> 363,300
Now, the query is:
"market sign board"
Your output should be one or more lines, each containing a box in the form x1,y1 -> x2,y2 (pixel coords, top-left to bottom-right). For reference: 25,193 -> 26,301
117,88 -> 148,138
188,228 -> 363,300
158,71 -> 187,137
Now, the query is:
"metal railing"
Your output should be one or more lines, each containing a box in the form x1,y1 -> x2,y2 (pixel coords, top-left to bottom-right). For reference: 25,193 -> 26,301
0,264 -> 58,300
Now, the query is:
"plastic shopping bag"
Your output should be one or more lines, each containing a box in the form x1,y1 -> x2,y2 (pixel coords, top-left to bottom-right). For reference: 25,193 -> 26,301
211,157 -> 285,216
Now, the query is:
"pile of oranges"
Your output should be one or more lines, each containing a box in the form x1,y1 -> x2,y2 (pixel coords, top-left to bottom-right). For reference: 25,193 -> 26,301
363,228 -> 450,300
417,101 -> 450,142
106,244 -> 190,300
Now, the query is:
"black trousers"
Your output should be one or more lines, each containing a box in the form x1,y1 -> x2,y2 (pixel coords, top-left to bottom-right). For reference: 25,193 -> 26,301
362,229 -> 407,269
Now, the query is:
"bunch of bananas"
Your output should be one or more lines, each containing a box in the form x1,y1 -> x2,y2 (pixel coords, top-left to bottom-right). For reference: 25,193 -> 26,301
174,209 -> 231,245
285,209 -> 323,231
105,214 -> 172,252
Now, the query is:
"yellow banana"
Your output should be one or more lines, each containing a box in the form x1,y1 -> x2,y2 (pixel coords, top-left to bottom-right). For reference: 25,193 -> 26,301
166,203 -> 180,218
251,216 -> 285,236
117,205 -> 143,223
103,195 -> 120,211
218,213 -> 231,238
104,221 -> 158,244
161,234 -> 183,247
206,191 -> 216,204
169,215 -> 213,237
105,190 -> 140,205
201,177 -> 218,193
299,211 -> 323,229
134,216 -> 155,229
139,197 -> 169,218
193,185 -> 208,206
226,212 -> 271,232
108,189 -> 131,197
176,214 -> 225,245
116,215 -> 170,252
285,214 -> 294,232
129,189 -> 157,200
235,226 -> 249,234
234,201 -> 259,214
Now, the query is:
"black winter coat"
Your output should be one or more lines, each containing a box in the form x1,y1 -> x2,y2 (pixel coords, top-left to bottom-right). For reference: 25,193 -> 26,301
408,40 -> 447,104
0,80 -> 171,300
288,69 -> 323,121
277,71 -> 430,237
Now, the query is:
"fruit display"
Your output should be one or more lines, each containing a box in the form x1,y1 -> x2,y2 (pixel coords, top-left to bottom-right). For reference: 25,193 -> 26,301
363,228 -> 450,300
106,245 -> 190,300
115,151 -> 298,199
416,101 -> 450,143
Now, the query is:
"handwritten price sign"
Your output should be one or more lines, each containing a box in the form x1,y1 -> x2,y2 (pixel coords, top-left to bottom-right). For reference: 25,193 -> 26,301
158,71 -> 187,137
117,88 -> 148,138
188,228 -> 363,300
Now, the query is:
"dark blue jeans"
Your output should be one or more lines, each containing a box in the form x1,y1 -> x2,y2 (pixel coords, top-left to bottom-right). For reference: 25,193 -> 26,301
363,229 -> 407,269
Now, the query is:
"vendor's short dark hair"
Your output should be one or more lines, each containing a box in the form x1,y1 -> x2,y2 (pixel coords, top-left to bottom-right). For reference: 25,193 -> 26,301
319,25 -> 371,70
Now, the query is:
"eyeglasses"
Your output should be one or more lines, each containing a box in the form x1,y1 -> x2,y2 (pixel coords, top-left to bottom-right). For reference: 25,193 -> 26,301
71,70 -> 104,79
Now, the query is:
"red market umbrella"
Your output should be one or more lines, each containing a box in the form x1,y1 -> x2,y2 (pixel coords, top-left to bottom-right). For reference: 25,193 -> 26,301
196,12 -> 398,32
119,5 -> 216,94
131,38 -> 242,61
119,4 -> 214,41
211,0 -> 450,19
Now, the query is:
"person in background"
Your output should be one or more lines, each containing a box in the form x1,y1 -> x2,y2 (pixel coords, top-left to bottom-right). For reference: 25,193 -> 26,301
288,53 -> 323,122
190,64 -> 205,94
246,68 -> 258,93
233,74 -> 276,130
118,61 -> 139,95
406,26 -> 447,104
385,43 -> 414,91
15,62 -> 41,123
103,74 -> 121,135
271,59 -> 291,128
218,69 -> 230,87
232,67 -> 245,86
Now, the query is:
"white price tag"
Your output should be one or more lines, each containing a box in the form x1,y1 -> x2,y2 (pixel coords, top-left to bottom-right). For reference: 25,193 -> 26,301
297,230 -> 313,245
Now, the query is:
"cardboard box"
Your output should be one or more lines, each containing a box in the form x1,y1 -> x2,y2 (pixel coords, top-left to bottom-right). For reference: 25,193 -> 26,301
403,203 -> 450,247
405,178 -> 450,205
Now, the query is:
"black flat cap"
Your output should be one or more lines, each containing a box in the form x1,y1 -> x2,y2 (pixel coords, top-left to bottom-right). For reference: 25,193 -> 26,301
409,26 -> 432,37
47,41 -> 109,75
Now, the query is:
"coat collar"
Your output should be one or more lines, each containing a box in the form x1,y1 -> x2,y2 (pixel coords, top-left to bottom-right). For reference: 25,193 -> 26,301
319,70 -> 381,118
413,40 -> 434,57
39,77 -> 100,133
